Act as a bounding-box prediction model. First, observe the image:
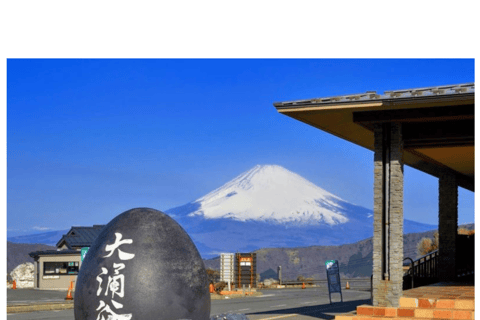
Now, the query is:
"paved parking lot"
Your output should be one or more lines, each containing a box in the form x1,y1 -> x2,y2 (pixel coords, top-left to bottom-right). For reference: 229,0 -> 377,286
7,287 -> 371,320
7,289 -> 71,305
212,287 -> 370,320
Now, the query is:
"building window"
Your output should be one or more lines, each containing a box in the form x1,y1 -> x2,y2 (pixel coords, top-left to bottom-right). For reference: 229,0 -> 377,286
43,262 -> 79,275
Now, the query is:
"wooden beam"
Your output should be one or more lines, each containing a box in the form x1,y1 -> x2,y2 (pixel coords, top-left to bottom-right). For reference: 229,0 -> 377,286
276,101 -> 383,113
353,105 -> 474,124
406,149 -> 474,192
402,120 -> 474,148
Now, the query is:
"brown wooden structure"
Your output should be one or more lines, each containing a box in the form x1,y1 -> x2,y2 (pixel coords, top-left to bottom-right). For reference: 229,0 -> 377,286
274,83 -> 474,307
235,252 -> 257,288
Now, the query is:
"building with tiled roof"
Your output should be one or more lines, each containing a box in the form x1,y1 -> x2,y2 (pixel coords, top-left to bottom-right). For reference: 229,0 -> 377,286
274,82 -> 474,308
29,225 -> 105,290
56,225 -> 105,250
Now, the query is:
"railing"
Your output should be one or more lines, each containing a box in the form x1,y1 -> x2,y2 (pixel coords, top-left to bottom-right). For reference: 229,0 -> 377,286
403,250 -> 438,290
278,277 -> 372,290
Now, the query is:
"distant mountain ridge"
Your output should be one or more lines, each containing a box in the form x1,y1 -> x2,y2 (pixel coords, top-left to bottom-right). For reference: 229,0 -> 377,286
8,165 -> 437,258
8,224 -> 473,277
203,223 -> 474,281
7,242 -> 56,273
7,229 -> 69,246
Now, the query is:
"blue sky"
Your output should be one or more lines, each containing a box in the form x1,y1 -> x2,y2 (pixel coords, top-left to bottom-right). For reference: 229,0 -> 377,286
7,59 -> 474,236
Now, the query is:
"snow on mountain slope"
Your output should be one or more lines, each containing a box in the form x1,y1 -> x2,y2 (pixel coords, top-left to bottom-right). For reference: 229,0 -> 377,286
187,164 -> 350,225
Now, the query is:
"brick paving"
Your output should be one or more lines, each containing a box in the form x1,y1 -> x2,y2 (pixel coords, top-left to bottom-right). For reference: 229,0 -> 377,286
335,282 -> 475,319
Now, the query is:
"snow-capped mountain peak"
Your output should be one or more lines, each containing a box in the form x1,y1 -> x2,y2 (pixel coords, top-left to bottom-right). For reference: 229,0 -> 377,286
188,164 -> 349,225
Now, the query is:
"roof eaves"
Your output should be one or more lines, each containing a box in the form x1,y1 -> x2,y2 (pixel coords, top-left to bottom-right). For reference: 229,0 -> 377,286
56,225 -> 105,248
274,83 -> 474,109
56,236 -> 69,249
29,249 -> 80,259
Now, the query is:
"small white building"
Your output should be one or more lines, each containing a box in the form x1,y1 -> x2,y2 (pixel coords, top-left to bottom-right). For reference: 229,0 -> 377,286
220,253 -> 234,284
29,225 -> 104,290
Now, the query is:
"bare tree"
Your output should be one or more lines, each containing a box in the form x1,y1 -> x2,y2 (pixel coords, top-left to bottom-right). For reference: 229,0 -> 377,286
417,231 -> 439,256
205,268 -> 220,284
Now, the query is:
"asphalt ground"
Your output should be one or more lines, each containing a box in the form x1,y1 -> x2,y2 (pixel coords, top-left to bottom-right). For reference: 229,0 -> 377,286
7,287 -> 371,320
211,287 -> 371,320
7,289 -> 71,305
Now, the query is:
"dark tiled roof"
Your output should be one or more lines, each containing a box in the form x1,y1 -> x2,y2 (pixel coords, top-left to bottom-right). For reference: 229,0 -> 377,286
29,249 -> 80,259
56,225 -> 105,249
274,83 -> 474,108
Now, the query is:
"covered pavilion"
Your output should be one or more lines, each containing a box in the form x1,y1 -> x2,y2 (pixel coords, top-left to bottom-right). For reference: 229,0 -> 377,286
274,83 -> 474,307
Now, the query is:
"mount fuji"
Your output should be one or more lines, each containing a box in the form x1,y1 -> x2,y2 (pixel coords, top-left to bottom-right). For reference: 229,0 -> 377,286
166,165 -> 436,259
8,165 -> 436,259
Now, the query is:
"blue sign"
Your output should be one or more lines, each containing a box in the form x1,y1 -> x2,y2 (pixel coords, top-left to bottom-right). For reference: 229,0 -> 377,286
325,260 -> 343,304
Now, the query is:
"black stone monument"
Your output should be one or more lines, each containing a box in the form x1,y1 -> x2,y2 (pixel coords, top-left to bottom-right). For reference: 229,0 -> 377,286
74,208 -> 210,319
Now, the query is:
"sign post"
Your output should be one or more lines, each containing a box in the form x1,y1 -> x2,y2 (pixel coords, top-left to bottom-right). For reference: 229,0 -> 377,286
325,260 -> 343,304
81,247 -> 89,262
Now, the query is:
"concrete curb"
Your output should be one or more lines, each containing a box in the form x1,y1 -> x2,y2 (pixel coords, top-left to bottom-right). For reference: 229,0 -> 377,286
210,292 -> 263,300
7,301 -> 74,314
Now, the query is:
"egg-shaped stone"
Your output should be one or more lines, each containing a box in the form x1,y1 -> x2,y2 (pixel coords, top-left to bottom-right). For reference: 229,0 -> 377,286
74,208 -> 210,320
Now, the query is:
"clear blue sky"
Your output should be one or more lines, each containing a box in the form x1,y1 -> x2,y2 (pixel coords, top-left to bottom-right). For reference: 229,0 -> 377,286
7,59 -> 475,237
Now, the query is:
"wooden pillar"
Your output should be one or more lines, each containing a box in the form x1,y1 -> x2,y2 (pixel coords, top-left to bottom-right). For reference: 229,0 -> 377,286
372,123 -> 404,307
438,172 -> 458,282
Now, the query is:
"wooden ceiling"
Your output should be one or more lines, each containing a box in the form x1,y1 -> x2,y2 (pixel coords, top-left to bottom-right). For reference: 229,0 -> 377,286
276,92 -> 474,191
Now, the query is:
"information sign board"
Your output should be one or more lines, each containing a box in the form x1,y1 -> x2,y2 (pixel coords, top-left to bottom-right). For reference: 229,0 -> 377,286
325,260 -> 343,304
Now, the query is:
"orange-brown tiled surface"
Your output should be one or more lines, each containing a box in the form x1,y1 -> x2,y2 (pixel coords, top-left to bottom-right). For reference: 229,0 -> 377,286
335,282 -> 475,319
402,282 -> 475,301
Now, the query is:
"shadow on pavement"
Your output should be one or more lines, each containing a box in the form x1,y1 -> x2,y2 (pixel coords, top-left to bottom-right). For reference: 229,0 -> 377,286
247,299 -> 371,319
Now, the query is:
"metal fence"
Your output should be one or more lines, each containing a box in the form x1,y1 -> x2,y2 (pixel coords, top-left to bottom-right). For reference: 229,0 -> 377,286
403,250 -> 438,290
278,277 -> 372,290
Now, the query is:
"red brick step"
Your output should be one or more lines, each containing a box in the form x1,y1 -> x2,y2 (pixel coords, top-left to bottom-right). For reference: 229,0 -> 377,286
335,299 -> 474,320
335,284 -> 474,320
